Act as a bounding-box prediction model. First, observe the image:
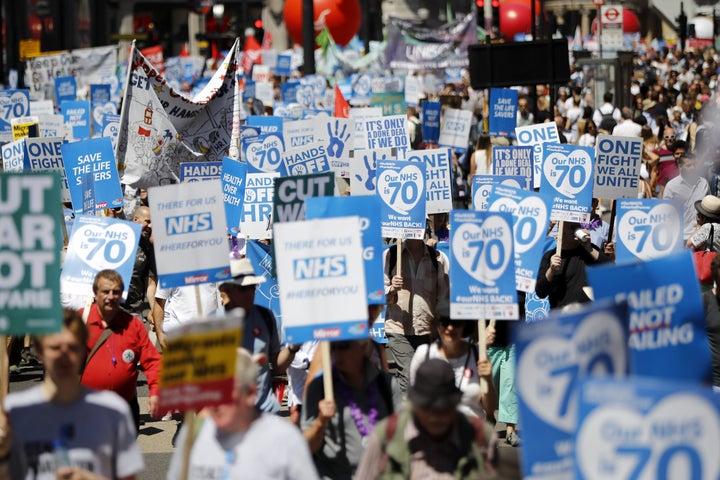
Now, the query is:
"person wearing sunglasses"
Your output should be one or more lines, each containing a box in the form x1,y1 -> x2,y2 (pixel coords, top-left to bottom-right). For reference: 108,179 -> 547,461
408,312 -> 496,422
302,339 -> 400,480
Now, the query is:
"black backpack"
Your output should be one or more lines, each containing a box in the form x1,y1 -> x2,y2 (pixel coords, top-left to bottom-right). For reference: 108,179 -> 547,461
600,111 -> 617,132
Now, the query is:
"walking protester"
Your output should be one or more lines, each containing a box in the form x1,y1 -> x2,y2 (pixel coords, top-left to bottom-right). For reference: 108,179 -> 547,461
153,283 -> 221,351
354,359 -> 497,479
0,309 -> 144,480
80,269 -> 163,431
409,308 -> 496,421
536,222 -> 613,310
121,205 -> 157,324
302,338 -> 401,480
384,238 -> 450,393
218,258 -> 296,413
468,134 -> 493,181
655,123 -> 681,196
592,91 -> 622,131
485,320 -> 521,447
167,348 -> 319,479
580,197 -> 611,250
703,255 -> 720,394
611,107 -> 642,137
577,119 -> 598,148
661,152 -> 710,242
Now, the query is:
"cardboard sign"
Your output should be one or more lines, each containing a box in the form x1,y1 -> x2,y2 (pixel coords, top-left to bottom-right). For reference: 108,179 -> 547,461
179,161 -> 222,183
349,148 -> 395,196
438,108 -> 472,151
273,172 -> 335,224
401,148 -> 453,214
0,172 -> 63,334
221,157 -> 246,234
242,132 -> 286,175
614,198 -> 683,262
159,314 -> 242,411
282,143 -> 331,176
150,180 -> 231,288
376,159 -> 427,239
515,122 -> 560,189
1,139 -> 28,172
593,134 -> 642,199
274,217 -> 368,343
541,143 -> 594,223
61,137 -> 123,213
0,90 -> 31,143
472,175 -> 525,212
25,137 -> 71,203
61,100 -> 91,140
421,101 -> 441,145
240,172 -> 277,239
359,115 -> 410,151
492,146 -> 536,191
488,88 -> 518,137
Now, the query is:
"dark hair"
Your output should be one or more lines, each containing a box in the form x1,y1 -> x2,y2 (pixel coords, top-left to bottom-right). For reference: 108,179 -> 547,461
603,92 -> 613,103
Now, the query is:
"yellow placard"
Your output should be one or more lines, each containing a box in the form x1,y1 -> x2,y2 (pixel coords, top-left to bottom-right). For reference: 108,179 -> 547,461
19,40 -> 41,61
12,121 -> 39,140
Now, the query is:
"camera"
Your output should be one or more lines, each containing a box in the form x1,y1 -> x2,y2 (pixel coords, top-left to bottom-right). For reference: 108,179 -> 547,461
574,229 -> 590,243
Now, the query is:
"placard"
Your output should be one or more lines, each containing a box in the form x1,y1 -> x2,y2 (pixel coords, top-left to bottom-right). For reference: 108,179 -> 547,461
61,136 -> 123,213
515,122 -> 560,189
614,198 -> 683,262
488,88 -> 518,137
541,143 -> 594,223
401,148 -> 453,214
179,161 -> 222,182
438,108 -> 472,151
376,159 -> 427,239
492,146 -> 535,190
240,172 -> 278,239
25,137 -> 71,202
593,134 -> 642,199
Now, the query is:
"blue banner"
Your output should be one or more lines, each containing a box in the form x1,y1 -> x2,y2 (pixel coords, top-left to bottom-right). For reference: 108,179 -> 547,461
614,198 -> 684,262
61,137 -> 123,213
488,88 -> 517,137
471,174 -> 525,211
221,157 -> 247,234
576,376 -> 720,480
179,161 -> 222,182
492,146 -> 534,190
376,159 -> 427,239
449,210 -> 518,319
587,250 -> 711,382
487,184 -> 552,292
61,100 -> 92,140
515,122 -> 560,189
422,101 -> 441,145
514,300 -> 630,479
305,195 -> 387,305
54,76 -> 76,106
541,143 -> 594,223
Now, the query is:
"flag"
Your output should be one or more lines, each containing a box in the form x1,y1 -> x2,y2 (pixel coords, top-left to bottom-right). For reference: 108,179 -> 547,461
115,39 -> 242,187
571,25 -> 583,51
334,84 -> 349,118
242,35 -> 262,74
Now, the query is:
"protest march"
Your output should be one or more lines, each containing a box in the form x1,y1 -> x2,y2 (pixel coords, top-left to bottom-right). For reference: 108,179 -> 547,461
4,8 -> 720,479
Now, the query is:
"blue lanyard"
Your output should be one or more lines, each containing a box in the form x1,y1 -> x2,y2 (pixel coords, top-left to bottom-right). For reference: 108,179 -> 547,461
220,450 -> 235,480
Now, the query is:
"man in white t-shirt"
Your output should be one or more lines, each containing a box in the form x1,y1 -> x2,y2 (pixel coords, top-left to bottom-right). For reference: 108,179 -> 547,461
153,283 -> 221,350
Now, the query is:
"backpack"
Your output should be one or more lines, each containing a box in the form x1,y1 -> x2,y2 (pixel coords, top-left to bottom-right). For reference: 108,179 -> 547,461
599,110 -> 617,132
385,243 -> 440,276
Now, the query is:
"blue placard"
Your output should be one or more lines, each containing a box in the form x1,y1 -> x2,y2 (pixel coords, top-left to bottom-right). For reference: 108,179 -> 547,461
246,115 -> 283,134
449,209 -> 518,319
402,148 -> 453,214
244,80 -> 256,100
89,84 -> 115,137
243,132 -> 286,175
515,122 -> 560,189
422,102 -> 440,144
487,184 -> 552,292
587,250 -> 711,382
54,76 -> 77,105
221,157 -> 247,234
25,137 -> 71,203
246,240 -> 283,336
576,377 -> 720,480
282,143 -> 330,176
488,88 -> 518,137
179,161 -> 222,182
1,139 -> 29,172
305,195 -> 387,305
61,136 -> 123,213
101,113 -> 121,150
614,198 -> 684,262
492,146 -> 534,190
281,80 -> 301,103
275,54 -> 293,77
471,174 -> 525,211
376,159 -> 427,239
514,299 -> 630,479
0,89 -> 31,141
81,172 -> 95,215
541,143 -> 594,223
593,134 -> 642,199
61,100 -> 91,140
61,215 -> 141,300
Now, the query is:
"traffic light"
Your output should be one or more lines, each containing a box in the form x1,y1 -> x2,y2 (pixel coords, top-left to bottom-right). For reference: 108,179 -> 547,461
253,19 -> 265,45
491,0 -> 500,28
676,13 -> 688,50
476,0 -> 484,8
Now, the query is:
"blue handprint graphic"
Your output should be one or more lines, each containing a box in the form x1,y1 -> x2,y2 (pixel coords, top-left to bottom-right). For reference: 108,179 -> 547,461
354,151 -> 389,192
327,120 -> 350,158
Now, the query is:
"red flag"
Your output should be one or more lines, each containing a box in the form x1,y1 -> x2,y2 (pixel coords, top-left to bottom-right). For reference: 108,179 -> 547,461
242,35 -> 263,74
262,30 -> 272,50
334,85 -> 349,118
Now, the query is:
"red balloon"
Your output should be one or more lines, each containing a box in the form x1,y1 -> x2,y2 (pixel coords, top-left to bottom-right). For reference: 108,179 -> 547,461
283,0 -> 361,47
499,0 -> 541,40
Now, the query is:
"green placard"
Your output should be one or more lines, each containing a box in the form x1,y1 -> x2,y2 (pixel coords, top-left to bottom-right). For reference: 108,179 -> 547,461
370,92 -> 407,116
0,172 -> 63,334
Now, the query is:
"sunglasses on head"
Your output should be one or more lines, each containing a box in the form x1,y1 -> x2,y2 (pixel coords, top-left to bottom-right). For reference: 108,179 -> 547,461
331,341 -> 354,351
439,318 -> 465,328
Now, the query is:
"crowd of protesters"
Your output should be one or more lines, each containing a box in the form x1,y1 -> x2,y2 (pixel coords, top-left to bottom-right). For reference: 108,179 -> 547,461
7,41 -> 720,479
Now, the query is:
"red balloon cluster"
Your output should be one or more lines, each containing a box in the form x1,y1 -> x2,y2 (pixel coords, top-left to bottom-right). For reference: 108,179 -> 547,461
498,0 -> 541,40
283,0 -> 362,47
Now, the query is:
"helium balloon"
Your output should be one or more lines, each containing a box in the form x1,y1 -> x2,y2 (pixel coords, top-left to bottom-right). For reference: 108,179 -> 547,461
283,0 -> 361,47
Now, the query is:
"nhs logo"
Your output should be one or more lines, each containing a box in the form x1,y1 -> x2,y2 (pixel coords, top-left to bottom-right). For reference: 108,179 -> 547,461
293,255 -> 347,280
165,212 -> 213,235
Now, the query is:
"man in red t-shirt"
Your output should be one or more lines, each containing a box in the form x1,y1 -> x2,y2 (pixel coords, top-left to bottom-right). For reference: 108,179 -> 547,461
81,269 -> 162,430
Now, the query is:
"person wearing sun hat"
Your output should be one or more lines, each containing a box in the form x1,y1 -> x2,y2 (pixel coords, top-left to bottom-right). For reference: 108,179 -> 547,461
218,258 -> 296,413
687,195 -> 720,252
354,359 -> 497,479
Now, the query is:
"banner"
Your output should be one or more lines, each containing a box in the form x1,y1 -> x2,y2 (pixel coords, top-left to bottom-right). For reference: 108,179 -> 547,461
116,40 -> 242,187
246,240 -> 283,329
60,215 -> 141,301
587,250 -> 711,382
221,157 -> 247,234
274,217 -> 368,343
159,314 -> 242,411
541,143 -> 594,223
149,180 -> 231,288
593,134 -> 642,199
62,137 -> 123,213
449,210 -> 518,319
515,300 -> 630,480
306,195 -> 386,304
384,12 -> 477,70
24,52 -> 74,101
71,45 -> 120,101
25,137 -> 71,203
438,108 -> 472,151
492,146 -> 534,190
488,88 -> 518,137
614,198 -> 683,262
516,122 -> 560,189
576,377 -> 720,480
401,148 -> 453,214
377,159 -> 427,239
0,172 -> 63,334
487,184 -> 552,292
